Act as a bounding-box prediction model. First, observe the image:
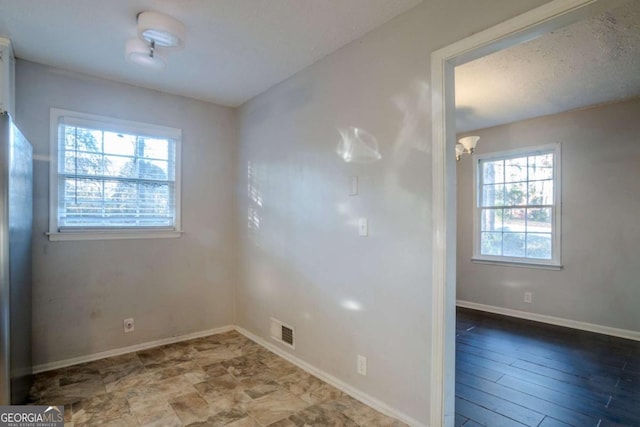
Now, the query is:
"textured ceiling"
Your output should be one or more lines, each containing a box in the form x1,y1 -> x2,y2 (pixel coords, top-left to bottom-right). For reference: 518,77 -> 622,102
0,0 -> 422,107
455,1 -> 640,132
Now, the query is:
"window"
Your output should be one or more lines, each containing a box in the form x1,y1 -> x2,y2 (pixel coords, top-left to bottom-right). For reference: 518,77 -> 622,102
473,144 -> 561,268
49,109 -> 181,241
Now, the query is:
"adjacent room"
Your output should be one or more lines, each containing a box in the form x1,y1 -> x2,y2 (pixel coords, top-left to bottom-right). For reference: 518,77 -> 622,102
453,2 -> 640,426
0,0 -> 637,426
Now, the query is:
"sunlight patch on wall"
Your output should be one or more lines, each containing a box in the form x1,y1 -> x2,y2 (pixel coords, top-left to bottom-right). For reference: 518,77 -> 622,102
336,127 -> 382,163
247,161 -> 262,235
341,299 -> 363,311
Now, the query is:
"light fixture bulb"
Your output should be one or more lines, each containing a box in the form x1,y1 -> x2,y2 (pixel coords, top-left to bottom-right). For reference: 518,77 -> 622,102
137,11 -> 185,48
458,136 -> 480,154
125,38 -> 166,70
455,143 -> 464,161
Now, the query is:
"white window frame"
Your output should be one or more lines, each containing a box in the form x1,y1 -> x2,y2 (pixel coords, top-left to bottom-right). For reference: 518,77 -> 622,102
472,143 -> 562,269
48,108 -> 182,241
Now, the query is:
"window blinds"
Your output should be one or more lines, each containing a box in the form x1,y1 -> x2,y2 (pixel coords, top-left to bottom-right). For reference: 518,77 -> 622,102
57,117 -> 177,229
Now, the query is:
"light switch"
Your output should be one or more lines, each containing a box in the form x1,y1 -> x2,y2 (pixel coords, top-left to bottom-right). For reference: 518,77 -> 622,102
350,176 -> 358,196
358,218 -> 368,236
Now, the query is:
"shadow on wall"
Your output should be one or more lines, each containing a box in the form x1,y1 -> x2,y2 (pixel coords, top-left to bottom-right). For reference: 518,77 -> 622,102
390,80 -> 432,201
392,80 -> 431,156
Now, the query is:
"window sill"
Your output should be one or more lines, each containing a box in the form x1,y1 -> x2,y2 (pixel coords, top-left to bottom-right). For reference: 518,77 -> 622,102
471,257 -> 562,271
47,230 -> 182,242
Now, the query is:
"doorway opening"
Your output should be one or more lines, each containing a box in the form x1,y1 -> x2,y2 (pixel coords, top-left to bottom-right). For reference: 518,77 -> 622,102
430,0 -> 636,426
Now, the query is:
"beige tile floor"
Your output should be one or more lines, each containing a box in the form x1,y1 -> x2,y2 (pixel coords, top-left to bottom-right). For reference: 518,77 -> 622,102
29,330 -> 407,427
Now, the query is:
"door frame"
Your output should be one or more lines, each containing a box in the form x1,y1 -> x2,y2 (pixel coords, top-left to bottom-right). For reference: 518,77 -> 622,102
429,0 -> 622,425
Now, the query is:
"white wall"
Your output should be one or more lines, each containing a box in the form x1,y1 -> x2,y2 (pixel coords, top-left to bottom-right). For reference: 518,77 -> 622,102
15,60 -> 238,366
236,1 -> 549,424
457,99 -> 640,333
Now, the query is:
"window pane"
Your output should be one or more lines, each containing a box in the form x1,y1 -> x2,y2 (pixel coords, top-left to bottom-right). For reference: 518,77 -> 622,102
104,132 -> 135,156
528,180 -> 553,205
104,155 -> 132,178
116,159 -> 139,179
57,114 -> 180,230
109,181 -> 138,217
528,153 -> 553,181
481,209 -> 502,232
63,127 -> 76,150
482,184 -> 504,207
62,178 -> 104,221
139,182 -> 171,214
505,157 -> 527,183
481,232 -> 502,256
504,182 -> 526,206
138,160 -> 169,181
503,232 -> 525,257
526,233 -> 552,259
526,208 -> 552,233
476,148 -> 557,263
503,208 -> 526,232
482,160 -> 504,184
62,179 -> 174,227
63,178 -> 98,204
64,127 -> 102,152
141,138 -> 170,160
64,151 -> 103,175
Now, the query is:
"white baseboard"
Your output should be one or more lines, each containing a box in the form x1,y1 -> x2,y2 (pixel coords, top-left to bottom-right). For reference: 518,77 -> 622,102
32,325 -> 235,374
457,300 -> 640,341
235,326 -> 427,427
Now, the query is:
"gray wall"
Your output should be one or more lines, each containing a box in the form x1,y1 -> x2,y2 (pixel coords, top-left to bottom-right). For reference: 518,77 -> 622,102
457,99 -> 640,332
236,0 -> 549,424
16,60 -> 238,366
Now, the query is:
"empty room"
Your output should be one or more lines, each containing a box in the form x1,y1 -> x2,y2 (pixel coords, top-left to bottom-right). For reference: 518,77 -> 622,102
0,0 -> 637,426
453,2 -> 640,426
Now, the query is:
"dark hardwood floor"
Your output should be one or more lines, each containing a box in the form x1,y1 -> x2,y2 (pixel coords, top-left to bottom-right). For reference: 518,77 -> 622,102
455,307 -> 640,427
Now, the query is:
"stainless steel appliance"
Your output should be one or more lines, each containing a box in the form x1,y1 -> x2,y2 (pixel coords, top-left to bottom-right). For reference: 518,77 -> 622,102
0,111 -> 33,404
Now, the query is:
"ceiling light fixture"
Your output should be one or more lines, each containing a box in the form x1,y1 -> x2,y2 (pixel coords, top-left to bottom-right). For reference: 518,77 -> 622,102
137,11 -> 185,48
125,11 -> 185,70
456,136 -> 480,161
126,38 -> 167,70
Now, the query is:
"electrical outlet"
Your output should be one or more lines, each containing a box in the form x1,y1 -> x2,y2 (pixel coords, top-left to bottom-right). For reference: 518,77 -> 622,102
357,354 -> 367,376
524,292 -> 532,304
124,318 -> 134,333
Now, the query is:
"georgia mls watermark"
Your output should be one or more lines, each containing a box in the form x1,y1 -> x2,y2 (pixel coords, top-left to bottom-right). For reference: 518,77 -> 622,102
0,406 -> 64,427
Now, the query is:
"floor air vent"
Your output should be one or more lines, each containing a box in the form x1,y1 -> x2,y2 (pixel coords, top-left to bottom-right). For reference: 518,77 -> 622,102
270,318 -> 295,349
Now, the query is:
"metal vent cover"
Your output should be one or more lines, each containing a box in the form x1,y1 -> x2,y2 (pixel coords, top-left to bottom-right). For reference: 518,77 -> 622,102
270,317 -> 295,349
281,325 -> 294,346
